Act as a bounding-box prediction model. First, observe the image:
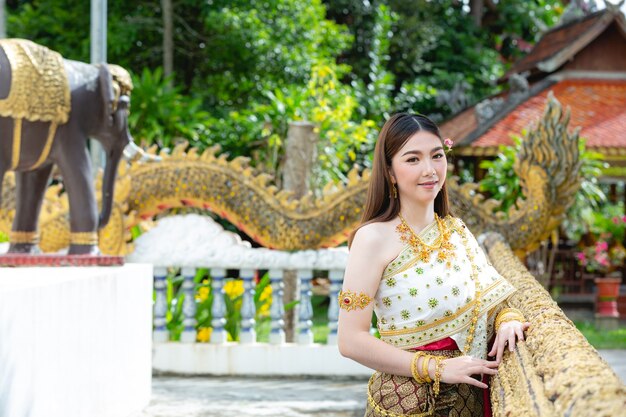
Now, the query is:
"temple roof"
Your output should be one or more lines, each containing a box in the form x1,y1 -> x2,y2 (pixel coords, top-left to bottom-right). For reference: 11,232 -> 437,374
451,78 -> 626,156
502,9 -> 626,81
442,8 -> 626,158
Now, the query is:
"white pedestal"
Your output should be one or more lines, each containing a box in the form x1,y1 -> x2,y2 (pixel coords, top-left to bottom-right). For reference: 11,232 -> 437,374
0,264 -> 153,417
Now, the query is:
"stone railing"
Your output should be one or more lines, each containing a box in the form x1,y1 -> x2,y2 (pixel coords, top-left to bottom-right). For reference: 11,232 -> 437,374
128,214 -> 370,376
482,233 -> 625,417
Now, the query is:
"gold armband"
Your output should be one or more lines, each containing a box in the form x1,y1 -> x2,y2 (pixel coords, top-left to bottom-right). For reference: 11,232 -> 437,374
338,289 -> 372,311
495,307 -> 525,332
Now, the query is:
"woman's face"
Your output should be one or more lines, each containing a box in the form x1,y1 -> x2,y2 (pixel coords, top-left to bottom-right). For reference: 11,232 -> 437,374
388,130 -> 447,206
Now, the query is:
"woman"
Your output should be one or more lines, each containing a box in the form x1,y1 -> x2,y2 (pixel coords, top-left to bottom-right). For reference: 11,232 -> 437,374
337,113 -> 529,417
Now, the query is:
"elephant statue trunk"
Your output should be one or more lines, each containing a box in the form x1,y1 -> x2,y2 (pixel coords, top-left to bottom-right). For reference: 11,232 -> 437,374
99,145 -> 123,229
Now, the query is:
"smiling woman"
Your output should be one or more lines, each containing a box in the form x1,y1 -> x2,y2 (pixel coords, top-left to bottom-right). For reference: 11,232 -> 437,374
338,113 -> 529,417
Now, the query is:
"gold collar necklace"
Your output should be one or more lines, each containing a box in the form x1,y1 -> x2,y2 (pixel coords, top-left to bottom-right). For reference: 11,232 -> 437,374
396,213 -> 455,267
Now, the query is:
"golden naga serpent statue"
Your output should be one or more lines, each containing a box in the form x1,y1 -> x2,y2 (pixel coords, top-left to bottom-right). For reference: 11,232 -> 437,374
0,93 -> 578,256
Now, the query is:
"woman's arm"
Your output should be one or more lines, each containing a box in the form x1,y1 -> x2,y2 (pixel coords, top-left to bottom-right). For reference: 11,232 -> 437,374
337,224 -> 416,376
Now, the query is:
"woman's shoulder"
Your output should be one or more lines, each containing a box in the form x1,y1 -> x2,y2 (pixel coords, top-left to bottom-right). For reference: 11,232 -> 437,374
353,220 -> 394,245
350,220 -> 402,265
352,220 -> 403,259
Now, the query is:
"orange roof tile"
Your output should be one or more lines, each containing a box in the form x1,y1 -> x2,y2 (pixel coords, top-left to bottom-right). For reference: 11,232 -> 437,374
472,79 -> 626,149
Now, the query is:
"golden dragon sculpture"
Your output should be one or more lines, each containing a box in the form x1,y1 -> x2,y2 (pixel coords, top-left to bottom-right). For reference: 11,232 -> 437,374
0,93 -> 580,256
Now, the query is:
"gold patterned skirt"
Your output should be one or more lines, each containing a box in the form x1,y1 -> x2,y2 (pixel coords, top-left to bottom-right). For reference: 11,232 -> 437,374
364,350 -> 484,417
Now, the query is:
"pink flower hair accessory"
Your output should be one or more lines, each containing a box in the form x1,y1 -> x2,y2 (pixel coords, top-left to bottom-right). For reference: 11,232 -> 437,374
443,138 -> 454,151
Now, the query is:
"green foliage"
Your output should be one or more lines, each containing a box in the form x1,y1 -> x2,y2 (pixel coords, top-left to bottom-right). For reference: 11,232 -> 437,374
7,0 -> 570,189
325,0 -> 564,117
478,137 -> 606,227
561,146 -> 608,240
203,63 -> 380,188
194,0 -> 352,111
575,321 -> 626,349
128,68 -> 210,149
0,230 -> 7,243
478,136 -> 524,213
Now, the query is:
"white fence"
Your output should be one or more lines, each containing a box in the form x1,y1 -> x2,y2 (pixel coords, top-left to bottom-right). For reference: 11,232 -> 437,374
129,214 -> 370,376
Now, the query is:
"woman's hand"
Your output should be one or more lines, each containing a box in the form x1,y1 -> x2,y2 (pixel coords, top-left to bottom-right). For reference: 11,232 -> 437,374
439,356 -> 499,389
488,320 -> 531,364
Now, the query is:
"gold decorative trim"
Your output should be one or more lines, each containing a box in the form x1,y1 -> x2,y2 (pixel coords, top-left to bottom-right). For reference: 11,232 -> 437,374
70,231 -> 98,245
338,289 -> 373,311
10,118 -> 22,169
378,277 -> 514,349
31,121 -> 57,169
0,39 -> 70,124
9,230 -> 38,244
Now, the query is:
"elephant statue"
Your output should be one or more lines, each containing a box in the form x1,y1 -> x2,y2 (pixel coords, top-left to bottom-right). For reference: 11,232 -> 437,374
0,39 -> 143,255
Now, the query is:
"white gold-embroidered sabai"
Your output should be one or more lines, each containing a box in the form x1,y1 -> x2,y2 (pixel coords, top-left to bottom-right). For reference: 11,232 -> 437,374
374,216 -> 515,359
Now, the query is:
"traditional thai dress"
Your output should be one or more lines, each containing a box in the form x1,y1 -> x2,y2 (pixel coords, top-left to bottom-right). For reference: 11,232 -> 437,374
365,216 -> 516,417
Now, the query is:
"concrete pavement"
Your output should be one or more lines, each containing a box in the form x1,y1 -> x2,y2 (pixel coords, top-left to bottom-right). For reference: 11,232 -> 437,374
134,350 -> 625,417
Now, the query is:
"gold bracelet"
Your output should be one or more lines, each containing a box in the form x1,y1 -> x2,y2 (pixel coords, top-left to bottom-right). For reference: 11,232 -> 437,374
433,356 -> 445,397
495,309 -> 525,332
70,231 -> 99,246
411,352 -> 426,383
421,354 -> 432,383
495,315 -> 523,332
9,230 -> 39,244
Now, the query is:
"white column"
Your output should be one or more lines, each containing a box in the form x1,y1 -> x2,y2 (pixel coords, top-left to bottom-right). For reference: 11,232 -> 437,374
269,269 -> 286,345
239,268 -> 256,344
210,268 -> 228,344
152,266 -> 169,343
327,269 -> 344,345
297,269 -> 314,345
180,266 -> 197,343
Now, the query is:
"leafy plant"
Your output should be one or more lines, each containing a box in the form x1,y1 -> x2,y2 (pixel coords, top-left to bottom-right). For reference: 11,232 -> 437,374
478,136 -> 524,213
128,68 -> 210,149
575,203 -> 626,275
0,231 -> 8,243
477,137 -> 606,225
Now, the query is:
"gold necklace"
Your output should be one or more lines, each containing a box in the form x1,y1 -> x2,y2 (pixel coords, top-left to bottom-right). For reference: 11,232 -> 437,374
396,213 -> 455,267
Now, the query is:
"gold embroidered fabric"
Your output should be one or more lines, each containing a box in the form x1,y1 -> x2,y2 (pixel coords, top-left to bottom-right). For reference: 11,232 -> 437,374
365,350 -> 483,417
0,39 -> 70,124
374,216 -> 516,357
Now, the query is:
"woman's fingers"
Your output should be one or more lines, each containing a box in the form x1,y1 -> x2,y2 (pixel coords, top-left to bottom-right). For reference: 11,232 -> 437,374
461,376 -> 488,389
496,338 -> 506,364
488,334 -> 499,357
480,366 -> 498,376
515,326 -> 525,342
508,333 -> 516,352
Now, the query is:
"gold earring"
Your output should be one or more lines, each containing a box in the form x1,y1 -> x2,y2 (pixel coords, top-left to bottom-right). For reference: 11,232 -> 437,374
392,183 -> 398,199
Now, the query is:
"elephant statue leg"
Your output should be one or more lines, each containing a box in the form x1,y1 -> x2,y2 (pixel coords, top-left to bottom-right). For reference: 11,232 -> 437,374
8,164 -> 54,253
56,140 -> 99,255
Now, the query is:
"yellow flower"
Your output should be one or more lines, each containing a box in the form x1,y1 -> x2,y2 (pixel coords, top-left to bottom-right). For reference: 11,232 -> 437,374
197,286 -> 210,302
224,279 -> 244,299
257,285 -> 273,317
197,327 -> 212,343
